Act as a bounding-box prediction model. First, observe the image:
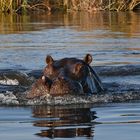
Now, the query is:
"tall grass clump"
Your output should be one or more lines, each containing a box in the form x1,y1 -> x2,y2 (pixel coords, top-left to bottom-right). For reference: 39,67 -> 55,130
0,0 -> 139,14
0,0 -> 50,14
67,0 -> 140,11
0,0 -> 28,13
0,0 -> 13,13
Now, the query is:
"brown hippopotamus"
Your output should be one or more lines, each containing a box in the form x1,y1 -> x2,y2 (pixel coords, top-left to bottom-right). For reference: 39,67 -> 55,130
26,54 -> 104,98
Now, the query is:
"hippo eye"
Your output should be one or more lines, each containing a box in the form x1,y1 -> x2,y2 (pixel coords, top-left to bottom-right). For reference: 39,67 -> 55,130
71,63 -> 89,83
44,65 -> 53,76
44,65 -> 59,80
74,63 -> 83,74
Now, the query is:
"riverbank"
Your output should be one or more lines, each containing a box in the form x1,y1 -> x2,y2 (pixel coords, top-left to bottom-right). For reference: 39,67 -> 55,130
0,0 -> 140,14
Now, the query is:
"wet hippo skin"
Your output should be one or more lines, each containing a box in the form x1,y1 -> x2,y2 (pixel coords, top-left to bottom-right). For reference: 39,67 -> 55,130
26,54 -> 104,98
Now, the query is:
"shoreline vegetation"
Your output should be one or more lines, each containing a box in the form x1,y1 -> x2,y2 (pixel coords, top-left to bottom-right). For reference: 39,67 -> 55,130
0,0 -> 140,14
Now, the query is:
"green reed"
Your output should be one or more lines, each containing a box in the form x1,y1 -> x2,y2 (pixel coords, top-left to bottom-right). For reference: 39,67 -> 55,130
0,0 -> 13,12
0,0 -> 28,13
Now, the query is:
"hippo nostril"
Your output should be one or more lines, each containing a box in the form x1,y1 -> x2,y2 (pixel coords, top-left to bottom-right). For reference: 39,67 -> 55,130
58,75 -> 65,81
41,76 -> 53,87
42,76 -> 45,82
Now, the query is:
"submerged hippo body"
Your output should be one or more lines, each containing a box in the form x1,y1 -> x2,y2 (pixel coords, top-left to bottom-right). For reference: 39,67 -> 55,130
27,54 -> 104,98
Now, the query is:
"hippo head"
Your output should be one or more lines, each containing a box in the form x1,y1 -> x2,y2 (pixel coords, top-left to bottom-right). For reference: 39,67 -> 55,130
42,54 -> 93,95
27,54 -> 103,98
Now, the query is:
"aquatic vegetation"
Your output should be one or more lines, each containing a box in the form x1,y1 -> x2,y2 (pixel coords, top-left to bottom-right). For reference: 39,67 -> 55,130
67,0 -> 140,11
0,0 -> 51,14
0,0 -> 139,14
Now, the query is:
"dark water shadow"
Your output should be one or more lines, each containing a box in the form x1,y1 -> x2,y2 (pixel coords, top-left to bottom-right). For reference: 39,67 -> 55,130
32,105 -> 97,139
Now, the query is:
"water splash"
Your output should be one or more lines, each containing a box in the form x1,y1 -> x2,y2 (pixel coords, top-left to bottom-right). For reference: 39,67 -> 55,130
0,92 -> 19,105
0,65 -> 140,105
0,77 -> 19,85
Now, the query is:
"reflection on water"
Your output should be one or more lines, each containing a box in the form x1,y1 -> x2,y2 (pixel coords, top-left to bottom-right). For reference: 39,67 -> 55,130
32,105 -> 96,139
0,12 -> 140,34
1,103 -> 140,140
0,12 -> 140,69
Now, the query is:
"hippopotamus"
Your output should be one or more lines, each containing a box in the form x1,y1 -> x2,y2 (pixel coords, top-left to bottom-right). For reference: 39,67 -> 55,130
26,54 -> 104,98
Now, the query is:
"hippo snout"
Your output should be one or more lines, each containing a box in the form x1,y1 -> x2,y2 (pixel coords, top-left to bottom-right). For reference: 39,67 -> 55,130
43,76 -> 84,95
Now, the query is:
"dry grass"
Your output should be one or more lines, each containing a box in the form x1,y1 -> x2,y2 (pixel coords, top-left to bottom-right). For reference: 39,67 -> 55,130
67,0 -> 140,11
0,0 -> 139,14
0,0 -> 13,12
0,0 -> 50,13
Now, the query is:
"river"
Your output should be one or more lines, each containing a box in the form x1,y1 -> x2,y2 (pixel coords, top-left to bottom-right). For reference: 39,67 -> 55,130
0,11 -> 140,139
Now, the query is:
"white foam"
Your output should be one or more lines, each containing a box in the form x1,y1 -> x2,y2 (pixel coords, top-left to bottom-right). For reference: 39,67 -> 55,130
0,78 -> 19,85
0,92 -> 19,105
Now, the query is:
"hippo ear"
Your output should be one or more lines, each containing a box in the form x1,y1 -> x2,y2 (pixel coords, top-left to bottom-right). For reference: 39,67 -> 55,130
46,55 -> 54,64
84,54 -> 92,64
